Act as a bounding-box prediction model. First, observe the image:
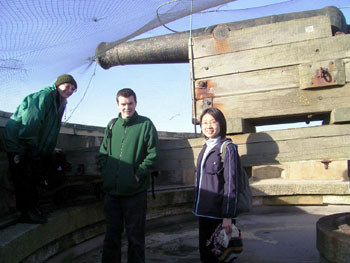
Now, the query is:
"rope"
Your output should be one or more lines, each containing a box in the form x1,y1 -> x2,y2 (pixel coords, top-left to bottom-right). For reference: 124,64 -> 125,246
188,0 -> 197,134
156,0 -> 181,33
63,62 -> 97,123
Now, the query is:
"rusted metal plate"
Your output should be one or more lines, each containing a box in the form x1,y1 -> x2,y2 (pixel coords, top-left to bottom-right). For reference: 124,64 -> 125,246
299,59 -> 346,89
195,80 -> 215,99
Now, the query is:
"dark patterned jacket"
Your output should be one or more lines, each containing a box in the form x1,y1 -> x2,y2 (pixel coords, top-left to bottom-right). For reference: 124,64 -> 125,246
193,137 -> 238,219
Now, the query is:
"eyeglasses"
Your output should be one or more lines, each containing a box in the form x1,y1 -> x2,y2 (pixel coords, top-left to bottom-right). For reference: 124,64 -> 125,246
201,120 -> 218,127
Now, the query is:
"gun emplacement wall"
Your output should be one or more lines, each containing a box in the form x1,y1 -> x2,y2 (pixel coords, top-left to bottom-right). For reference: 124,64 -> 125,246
95,6 -> 350,206
2,6 -> 350,263
191,7 -> 350,130
191,6 -> 350,205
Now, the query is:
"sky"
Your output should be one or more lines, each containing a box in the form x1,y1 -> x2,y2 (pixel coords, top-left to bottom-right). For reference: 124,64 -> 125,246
2,0 -> 350,133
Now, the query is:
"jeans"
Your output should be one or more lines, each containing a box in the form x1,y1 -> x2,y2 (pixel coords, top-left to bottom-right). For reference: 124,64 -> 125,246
102,191 -> 147,263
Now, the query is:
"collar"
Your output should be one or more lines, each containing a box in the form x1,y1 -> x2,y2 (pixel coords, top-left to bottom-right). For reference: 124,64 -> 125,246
205,136 -> 221,148
118,111 -> 138,126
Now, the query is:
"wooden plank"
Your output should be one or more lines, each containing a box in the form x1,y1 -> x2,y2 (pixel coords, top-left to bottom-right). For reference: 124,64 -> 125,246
330,107 -> 350,124
193,34 -> 350,79
226,124 -> 350,165
157,125 -> 350,185
195,66 -> 299,97
195,125 -> 350,165
187,126 -> 350,166
193,15 -> 333,58
193,58 -> 350,99
195,83 -> 350,123
161,125 -> 350,169
232,123 -> 350,144
226,117 -> 255,134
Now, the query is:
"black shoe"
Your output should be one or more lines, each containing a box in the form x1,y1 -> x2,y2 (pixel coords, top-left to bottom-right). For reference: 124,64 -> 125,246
19,209 -> 48,224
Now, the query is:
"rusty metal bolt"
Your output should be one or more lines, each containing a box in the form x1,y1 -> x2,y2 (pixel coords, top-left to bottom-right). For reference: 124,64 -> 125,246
321,160 -> 331,169
198,81 -> 207,89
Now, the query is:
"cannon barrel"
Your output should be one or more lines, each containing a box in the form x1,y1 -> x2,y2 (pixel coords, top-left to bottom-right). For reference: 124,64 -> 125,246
96,6 -> 348,69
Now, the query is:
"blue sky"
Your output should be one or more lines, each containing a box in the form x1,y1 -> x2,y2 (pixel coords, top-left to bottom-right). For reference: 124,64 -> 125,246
4,0 -> 350,133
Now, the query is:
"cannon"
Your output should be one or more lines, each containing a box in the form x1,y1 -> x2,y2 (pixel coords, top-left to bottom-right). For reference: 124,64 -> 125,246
95,6 -> 348,69
96,6 -> 350,134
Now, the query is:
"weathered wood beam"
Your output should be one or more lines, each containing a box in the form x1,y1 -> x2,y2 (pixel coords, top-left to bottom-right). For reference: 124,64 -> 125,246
193,15 -> 333,58
193,35 -> 350,79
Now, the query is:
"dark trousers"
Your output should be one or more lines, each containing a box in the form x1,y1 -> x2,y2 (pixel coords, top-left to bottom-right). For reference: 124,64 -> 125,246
102,191 -> 147,263
7,152 -> 38,213
199,216 -> 222,263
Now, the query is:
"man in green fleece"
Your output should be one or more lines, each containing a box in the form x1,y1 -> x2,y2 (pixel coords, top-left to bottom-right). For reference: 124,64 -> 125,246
98,88 -> 159,263
3,74 -> 77,224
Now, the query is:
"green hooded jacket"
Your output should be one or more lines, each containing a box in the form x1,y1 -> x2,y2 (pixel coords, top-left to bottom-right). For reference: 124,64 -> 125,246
3,85 -> 64,155
98,112 -> 159,196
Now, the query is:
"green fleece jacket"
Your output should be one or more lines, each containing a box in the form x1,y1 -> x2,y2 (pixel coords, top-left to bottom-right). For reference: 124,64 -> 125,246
98,112 -> 159,196
3,85 -> 64,155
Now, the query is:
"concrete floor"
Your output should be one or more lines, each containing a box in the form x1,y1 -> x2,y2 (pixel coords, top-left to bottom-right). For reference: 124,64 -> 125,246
46,205 -> 350,263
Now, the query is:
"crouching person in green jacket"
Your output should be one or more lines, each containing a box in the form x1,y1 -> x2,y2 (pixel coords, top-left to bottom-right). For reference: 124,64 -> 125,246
98,88 -> 159,263
3,74 -> 77,224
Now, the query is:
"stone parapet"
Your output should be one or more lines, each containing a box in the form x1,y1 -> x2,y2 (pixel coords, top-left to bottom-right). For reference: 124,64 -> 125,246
251,180 -> 350,196
252,180 -> 350,206
317,212 -> 350,263
0,187 -> 194,263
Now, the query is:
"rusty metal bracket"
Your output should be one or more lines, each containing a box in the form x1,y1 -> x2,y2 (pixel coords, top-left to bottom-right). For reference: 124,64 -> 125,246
312,65 -> 336,87
299,59 -> 345,89
321,160 -> 331,170
195,80 -> 214,100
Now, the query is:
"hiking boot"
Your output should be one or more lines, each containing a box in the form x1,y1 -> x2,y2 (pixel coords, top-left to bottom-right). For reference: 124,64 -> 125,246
19,209 -> 48,224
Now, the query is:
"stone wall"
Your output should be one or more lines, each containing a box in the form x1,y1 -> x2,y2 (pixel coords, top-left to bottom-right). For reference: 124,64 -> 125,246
2,109 -> 350,220
0,110 -> 198,219
0,110 -> 198,263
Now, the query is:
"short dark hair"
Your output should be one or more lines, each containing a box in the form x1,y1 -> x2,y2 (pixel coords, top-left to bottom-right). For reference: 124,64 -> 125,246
116,88 -> 137,103
199,107 -> 227,138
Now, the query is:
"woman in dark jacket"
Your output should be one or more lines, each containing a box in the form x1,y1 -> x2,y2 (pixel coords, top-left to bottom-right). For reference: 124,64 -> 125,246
193,107 -> 238,263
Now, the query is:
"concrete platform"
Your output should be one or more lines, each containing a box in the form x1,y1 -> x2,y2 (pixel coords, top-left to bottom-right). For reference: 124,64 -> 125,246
46,205 -> 350,263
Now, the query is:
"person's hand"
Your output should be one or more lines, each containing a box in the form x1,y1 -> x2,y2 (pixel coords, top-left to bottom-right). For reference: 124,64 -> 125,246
54,148 -> 63,153
13,154 -> 21,164
222,218 -> 232,234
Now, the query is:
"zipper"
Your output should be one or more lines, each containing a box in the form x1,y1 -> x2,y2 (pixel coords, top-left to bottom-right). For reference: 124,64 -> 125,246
119,125 -> 127,159
194,148 -> 215,213
115,125 -> 127,192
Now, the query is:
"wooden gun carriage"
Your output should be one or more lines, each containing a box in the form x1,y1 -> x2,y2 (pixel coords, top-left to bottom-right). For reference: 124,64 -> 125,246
96,6 -> 350,206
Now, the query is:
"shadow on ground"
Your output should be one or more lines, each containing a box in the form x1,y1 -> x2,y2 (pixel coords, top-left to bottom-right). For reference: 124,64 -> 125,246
46,205 -> 350,263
